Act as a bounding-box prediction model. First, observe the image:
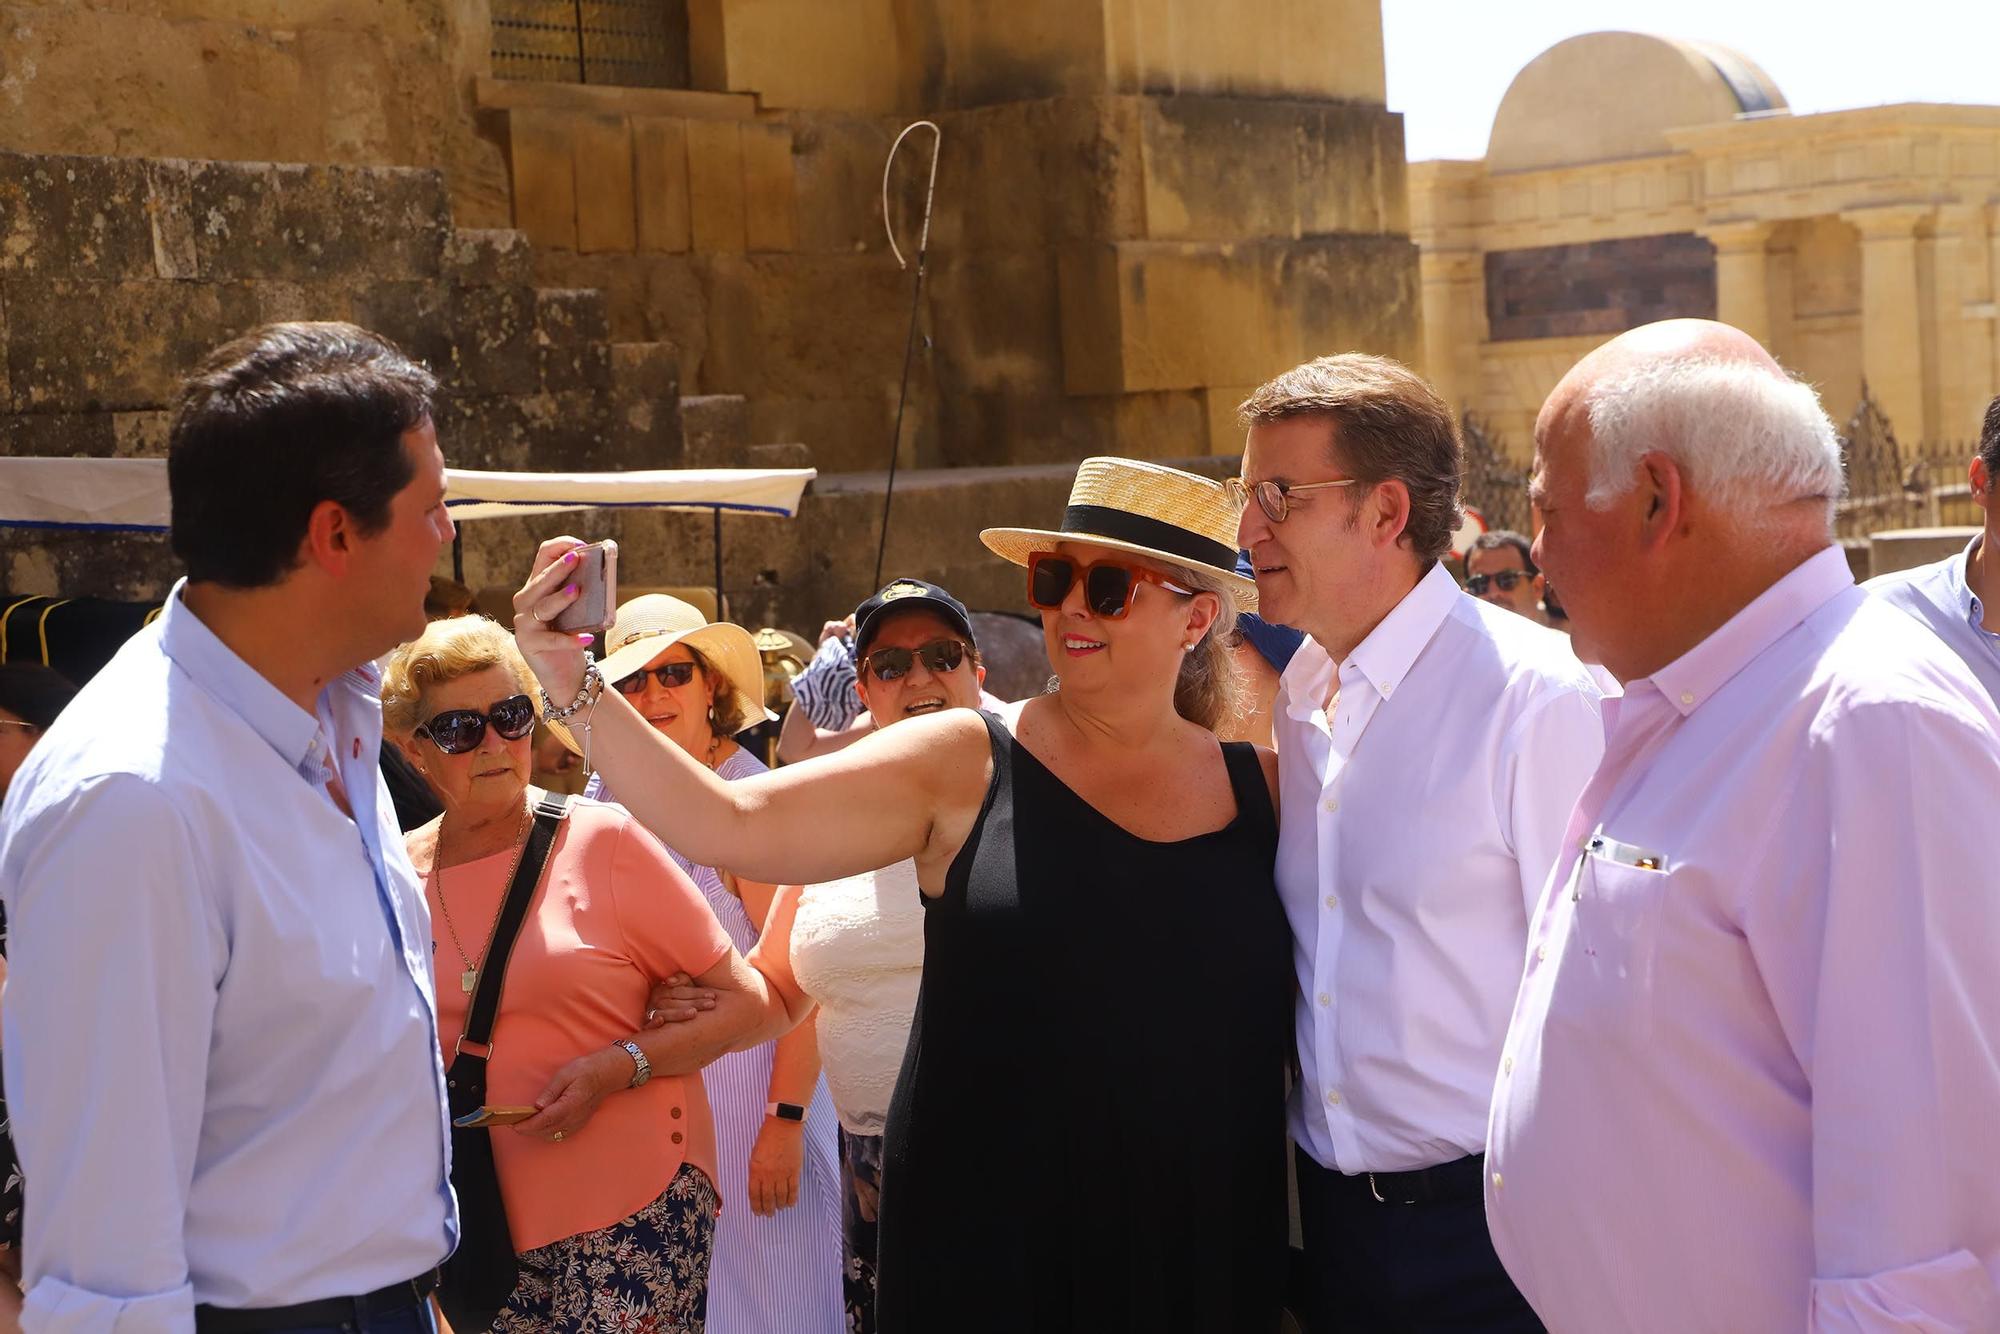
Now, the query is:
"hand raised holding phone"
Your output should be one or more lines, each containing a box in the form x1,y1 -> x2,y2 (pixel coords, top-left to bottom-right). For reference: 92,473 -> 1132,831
513,537 -> 618,703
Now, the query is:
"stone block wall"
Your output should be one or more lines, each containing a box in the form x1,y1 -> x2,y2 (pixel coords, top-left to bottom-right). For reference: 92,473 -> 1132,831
0,149 -> 692,602
0,0 -> 511,227
492,78 -> 1421,477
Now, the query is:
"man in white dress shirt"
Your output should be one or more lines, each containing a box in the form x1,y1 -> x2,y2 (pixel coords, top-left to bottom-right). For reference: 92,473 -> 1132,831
0,323 -> 460,1334
1486,319 -> 2000,1330
1863,395 -> 2000,703
1235,355 -> 1603,1330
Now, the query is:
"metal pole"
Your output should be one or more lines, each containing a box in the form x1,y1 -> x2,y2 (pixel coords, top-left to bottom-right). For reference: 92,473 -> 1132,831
712,508 -> 725,621
872,121 -> 942,590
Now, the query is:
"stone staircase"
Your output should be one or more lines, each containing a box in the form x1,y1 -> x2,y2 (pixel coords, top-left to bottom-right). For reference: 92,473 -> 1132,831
0,147 -> 805,603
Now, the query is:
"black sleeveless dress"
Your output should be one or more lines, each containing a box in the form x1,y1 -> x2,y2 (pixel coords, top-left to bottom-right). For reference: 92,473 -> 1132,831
877,712 -> 1292,1333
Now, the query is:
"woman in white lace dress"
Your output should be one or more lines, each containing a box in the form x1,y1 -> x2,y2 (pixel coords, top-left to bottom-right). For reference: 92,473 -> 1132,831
658,578 -> 990,1334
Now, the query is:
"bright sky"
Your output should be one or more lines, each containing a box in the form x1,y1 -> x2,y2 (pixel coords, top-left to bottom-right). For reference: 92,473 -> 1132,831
1384,0 -> 2000,162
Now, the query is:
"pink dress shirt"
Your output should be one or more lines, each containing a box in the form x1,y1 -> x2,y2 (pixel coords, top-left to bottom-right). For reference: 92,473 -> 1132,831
1486,545 -> 2000,1331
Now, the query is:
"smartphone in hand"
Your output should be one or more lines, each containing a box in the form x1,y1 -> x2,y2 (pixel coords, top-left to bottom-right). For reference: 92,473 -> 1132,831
452,1105 -> 540,1129
550,541 -> 617,635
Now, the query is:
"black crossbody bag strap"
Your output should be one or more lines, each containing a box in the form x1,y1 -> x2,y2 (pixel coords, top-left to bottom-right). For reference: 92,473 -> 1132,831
458,791 -> 570,1062
437,791 -> 571,1328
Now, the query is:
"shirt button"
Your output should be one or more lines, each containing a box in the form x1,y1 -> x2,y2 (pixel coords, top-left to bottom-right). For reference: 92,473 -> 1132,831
1317,992 -> 1331,1007
1324,894 -> 1339,910
1491,1171 -> 1504,1190
1680,691 -> 1695,706
1325,1090 -> 1342,1106
1323,798 -> 1339,813
1536,944 -> 1548,962
671,1131 -> 684,1145
1503,1055 -> 1514,1075
670,1106 -> 682,1120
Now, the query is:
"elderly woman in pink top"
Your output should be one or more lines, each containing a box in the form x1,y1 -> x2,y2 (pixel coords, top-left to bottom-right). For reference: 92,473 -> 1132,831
385,617 -> 802,1334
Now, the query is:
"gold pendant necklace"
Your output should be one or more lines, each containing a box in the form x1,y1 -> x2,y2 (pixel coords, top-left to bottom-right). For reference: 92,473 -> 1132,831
430,796 -> 533,993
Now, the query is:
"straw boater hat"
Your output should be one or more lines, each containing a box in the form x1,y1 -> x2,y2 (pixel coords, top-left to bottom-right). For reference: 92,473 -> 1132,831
980,457 -> 1258,609
550,593 -> 775,754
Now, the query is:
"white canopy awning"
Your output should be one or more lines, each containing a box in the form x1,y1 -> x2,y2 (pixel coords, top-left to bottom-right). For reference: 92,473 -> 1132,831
0,458 -> 816,532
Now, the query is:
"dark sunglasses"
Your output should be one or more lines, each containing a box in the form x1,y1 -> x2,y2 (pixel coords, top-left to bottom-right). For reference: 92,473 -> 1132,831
1466,570 -> 1533,596
1027,552 -> 1194,620
415,694 -> 536,755
864,638 -> 968,683
615,662 -> 698,695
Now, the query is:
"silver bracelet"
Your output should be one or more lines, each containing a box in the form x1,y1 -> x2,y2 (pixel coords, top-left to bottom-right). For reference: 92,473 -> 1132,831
540,659 -> 602,722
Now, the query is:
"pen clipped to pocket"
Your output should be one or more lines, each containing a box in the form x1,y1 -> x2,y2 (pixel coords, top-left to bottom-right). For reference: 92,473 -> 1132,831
1583,834 -> 1669,872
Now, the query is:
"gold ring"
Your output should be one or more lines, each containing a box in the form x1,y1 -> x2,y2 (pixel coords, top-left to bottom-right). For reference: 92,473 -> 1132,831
552,1130 -> 565,1142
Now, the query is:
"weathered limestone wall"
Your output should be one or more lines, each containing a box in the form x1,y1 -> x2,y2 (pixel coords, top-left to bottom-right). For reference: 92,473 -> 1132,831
0,0 -> 512,226
493,50 -> 1419,478
1,0 -> 1420,630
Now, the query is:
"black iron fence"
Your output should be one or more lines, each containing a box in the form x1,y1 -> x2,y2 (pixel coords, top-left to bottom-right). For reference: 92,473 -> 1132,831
1456,393 -> 1982,544
491,0 -> 690,88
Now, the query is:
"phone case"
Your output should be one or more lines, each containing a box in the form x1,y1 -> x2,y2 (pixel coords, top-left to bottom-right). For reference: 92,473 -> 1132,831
550,543 -> 616,634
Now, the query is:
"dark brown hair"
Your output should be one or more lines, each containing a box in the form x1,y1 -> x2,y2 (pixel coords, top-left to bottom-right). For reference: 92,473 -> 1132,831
1239,354 -> 1463,564
169,322 -> 438,588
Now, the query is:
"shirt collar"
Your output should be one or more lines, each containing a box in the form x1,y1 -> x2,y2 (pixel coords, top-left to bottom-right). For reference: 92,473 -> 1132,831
1640,545 -> 1855,718
1946,533 -> 1987,629
1346,561 -> 1461,701
157,579 -> 324,774
1278,561 -> 1460,717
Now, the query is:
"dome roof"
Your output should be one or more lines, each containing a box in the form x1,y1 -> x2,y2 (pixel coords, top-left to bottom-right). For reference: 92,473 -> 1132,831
1486,32 -> 1787,173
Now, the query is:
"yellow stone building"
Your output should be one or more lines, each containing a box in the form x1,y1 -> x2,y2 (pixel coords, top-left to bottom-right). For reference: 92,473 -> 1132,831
1410,31 -> 2000,454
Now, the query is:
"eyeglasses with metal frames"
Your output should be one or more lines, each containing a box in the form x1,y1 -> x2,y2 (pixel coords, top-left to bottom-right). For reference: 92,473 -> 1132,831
1224,475 -> 1361,523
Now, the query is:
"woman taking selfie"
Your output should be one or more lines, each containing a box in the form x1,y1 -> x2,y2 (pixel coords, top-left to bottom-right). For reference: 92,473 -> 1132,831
513,458 -> 1293,1332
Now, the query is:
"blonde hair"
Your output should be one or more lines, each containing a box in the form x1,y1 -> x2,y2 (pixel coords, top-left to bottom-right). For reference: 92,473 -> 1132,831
679,644 -> 753,737
381,615 -> 538,737
1166,563 -> 1242,734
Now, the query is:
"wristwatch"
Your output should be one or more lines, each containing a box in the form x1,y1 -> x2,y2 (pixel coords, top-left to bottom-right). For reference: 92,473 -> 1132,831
616,1039 -> 652,1088
767,1100 -> 807,1123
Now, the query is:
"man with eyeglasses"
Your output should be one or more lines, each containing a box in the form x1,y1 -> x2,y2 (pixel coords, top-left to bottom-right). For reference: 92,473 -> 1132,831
1234,354 -> 1604,1332
1464,531 -> 1547,625
0,324 -> 459,1334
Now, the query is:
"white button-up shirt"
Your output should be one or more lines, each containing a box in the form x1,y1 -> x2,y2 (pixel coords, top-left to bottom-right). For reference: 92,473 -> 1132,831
0,584 -> 455,1334
1487,546 -> 2000,1331
1865,534 -> 2000,704
1274,562 -> 1604,1173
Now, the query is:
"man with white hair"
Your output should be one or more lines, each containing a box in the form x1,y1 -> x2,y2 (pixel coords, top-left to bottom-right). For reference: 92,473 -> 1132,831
1486,319 -> 2000,1330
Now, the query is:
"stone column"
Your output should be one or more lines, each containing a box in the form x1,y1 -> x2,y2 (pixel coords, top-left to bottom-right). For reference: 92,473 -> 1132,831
1843,205 -> 1935,447
1931,205 -> 1992,440
1699,220 -> 1777,346
1418,248 -> 1484,414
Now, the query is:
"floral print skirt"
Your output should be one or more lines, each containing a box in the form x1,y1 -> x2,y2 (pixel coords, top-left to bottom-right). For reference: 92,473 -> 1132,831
493,1164 -> 719,1334
842,1132 -> 883,1334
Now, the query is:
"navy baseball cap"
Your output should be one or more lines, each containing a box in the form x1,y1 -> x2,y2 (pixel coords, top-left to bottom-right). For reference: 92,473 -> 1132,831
853,578 -> 978,658
1233,551 -> 1306,673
